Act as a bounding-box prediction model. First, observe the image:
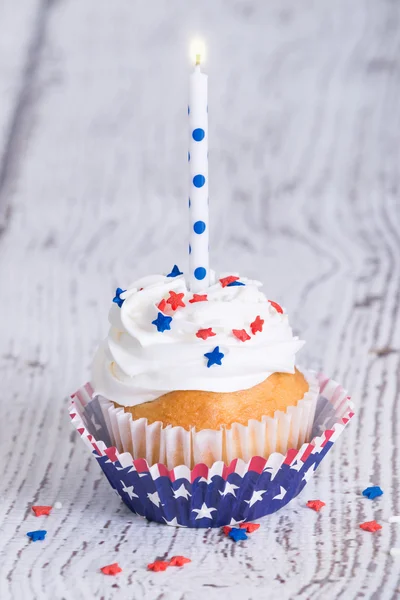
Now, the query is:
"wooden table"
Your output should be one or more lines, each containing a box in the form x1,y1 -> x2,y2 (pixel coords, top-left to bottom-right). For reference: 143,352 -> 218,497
1,1 -> 399,598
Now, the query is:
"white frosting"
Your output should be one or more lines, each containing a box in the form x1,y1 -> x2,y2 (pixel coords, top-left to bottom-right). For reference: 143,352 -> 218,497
91,271 -> 305,406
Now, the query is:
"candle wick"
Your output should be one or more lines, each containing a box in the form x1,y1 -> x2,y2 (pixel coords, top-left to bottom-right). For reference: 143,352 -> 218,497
195,54 -> 201,66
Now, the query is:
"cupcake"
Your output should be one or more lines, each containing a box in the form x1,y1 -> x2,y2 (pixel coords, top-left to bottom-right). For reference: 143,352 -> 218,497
91,268 -> 319,468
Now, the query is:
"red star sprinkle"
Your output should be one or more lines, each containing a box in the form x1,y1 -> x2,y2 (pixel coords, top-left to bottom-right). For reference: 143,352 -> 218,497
167,291 -> 185,311
359,520 -> 382,532
232,329 -> 251,342
169,556 -> 191,567
147,561 -> 169,572
307,500 -> 326,512
240,522 -> 260,533
196,328 -> 216,340
250,316 -> 264,335
101,563 -> 122,576
157,299 -> 167,312
268,300 -> 283,314
220,275 -> 239,288
32,506 -> 52,517
189,294 -> 208,303
222,526 -> 232,536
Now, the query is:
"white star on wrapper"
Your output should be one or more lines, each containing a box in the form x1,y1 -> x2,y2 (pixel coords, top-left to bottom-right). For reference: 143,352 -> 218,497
90,414 -> 102,431
163,516 -> 179,526
272,486 -> 287,500
219,482 -> 239,497
245,489 -> 267,508
229,517 -> 244,526
192,502 -> 217,520
147,491 -> 161,507
173,484 -> 191,500
120,480 -> 138,500
302,464 -> 316,483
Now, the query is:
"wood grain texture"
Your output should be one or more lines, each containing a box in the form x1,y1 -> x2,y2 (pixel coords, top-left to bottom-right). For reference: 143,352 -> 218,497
0,1 -> 399,598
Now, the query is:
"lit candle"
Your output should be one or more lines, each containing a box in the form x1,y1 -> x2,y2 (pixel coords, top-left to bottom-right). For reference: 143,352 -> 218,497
188,41 -> 209,291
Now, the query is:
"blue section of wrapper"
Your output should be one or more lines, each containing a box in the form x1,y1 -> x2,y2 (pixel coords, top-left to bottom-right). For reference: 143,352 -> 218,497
69,375 -> 354,527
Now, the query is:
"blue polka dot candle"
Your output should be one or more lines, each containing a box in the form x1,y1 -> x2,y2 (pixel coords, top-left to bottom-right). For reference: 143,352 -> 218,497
188,43 -> 209,291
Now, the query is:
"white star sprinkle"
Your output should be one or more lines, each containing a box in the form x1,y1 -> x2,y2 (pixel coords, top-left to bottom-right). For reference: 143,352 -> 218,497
173,484 -> 192,500
219,482 -> 239,497
192,502 -> 217,520
245,489 -> 267,507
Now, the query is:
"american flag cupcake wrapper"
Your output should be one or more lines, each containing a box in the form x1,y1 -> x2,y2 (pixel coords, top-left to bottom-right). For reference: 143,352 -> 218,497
69,374 -> 354,528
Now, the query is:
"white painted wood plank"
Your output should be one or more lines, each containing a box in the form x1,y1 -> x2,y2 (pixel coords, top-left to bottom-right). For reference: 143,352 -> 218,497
0,0 -> 399,598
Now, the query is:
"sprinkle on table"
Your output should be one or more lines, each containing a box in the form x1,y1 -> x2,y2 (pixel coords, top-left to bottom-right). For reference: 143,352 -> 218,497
219,275 -> 240,288
232,329 -> 251,342
362,486 -> 383,500
306,500 -> 326,512
204,346 -> 224,367
152,312 -> 173,332
169,556 -> 191,567
227,281 -> 245,287
101,563 -> 122,576
222,526 -> 232,536
189,294 -> 208,303
166,265 -> 183,278
32,506 -> 52,517
359,520 -> 382,532
250,316 -> 264,335
112,288 -> 126,308
27,530 -> 47,542
196,328 -> 216,340
148,560 -> 170,572
240,523 -> 260,533
268,300 -> 283,314
228,528 -> 248,542
167,291 -> 186,310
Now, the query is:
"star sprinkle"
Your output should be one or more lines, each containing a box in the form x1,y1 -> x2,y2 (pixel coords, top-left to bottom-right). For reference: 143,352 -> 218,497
250,316 -> 264,335
32,506 -> 52,517
148,561 -> 169,572
196,328 -> 216,340
219,275 -> 239,287
307,500 -> 326,512
362,486 -> 383,500
169,556 -> 191,567
101,563 -> 122,576
227,281 -> 245,287
268,300 -> 283,314
228,528 -> 248,542
204,346 -> 224,368
359,521 -> 382,532
222,526 -> 232,536
167,291 -> 185,310
189,294 -> 208,303
152,312 -> 172,333
27,530 -> 47,542
157,299 -> 167,312
113,287 -> 126,308
166,265 -> 183,278
240,523 -> 260,533
232,329 -> 251,342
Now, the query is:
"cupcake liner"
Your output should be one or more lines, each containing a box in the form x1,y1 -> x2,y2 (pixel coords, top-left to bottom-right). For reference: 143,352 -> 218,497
94,369 -> 319,469
69,373 -> 354,528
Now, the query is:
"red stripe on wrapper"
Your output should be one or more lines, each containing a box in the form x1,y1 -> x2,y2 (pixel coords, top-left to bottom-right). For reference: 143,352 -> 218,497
248,456 -> 267,474
104,447 -> 118,463
283,448 -> 298,465
300,444 -> 314,462
222,459 -> 238,480
321,430 -> 334,447
191,463 -> 209,483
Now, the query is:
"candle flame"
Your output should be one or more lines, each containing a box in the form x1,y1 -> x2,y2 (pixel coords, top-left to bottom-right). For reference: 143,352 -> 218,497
190,40 -> 206,65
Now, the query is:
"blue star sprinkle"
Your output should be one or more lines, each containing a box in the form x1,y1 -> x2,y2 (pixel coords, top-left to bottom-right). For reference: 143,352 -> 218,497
27,530 -> 47,542
227,281 -> 245,287
166,265 -> 183,278
362,486 -> 383,500
204,346 -> 224,368
152,312 -> 173,333
228,528 -> 248,542
113,287 -> 126,308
